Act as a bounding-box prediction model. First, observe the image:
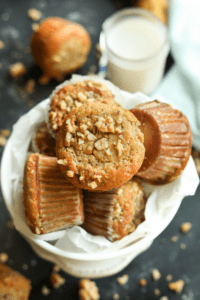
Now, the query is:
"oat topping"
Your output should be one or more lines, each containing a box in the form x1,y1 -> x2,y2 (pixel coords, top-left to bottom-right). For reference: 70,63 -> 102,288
168,279 -> 185,293
79,279 -> 100,300
152,269 -> 161,281
117,274 -> 129,285
50,272 -> 65,289
181,222 -> 192,233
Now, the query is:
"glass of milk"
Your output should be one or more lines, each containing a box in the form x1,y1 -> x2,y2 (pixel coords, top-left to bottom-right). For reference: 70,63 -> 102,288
100,8 -> 169,94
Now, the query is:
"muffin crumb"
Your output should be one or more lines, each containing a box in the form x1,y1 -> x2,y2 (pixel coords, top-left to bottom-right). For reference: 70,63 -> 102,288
113,293 -> 120,300
168,279 -> 185,293
79,279 -> 100,300
117,274 -> 129,286
0,252 -> 9,263
154,288 -> 161,296
171,236 -> 179,242
166,274 -> 173,282
139,278 -> 147,286
50,271 -> 65,288
41,285 -> 50,296
181,222 -> 192,233
9,62 -> 26,78
0,40 -> 5,49
28,8 -> 42,21
152,269 -> 161,281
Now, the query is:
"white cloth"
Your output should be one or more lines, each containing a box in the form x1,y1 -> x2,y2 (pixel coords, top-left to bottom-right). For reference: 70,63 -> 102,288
152,0 -> 200,150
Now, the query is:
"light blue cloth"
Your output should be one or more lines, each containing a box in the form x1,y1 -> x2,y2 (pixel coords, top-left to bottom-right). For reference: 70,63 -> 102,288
152,0 -> 200,150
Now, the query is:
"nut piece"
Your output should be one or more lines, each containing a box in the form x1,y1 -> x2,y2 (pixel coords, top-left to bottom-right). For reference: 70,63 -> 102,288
9,62 -> 26,78
168,279 -> 185,293
28,8 -> 42,21
139,278 -> 147,286
117,274 -> 129,286
180,222 -> 192,233
50,271 -> 65,289
152,269 -> 161,281
79,279 -> 100,300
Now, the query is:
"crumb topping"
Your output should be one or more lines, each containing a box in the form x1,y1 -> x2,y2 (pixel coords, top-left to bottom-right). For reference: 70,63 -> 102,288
79,279 -> 100,300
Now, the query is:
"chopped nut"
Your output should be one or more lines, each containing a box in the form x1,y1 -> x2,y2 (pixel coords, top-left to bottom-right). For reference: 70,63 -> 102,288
31,23 -> 39,31
41,285 -> 50,296
79,279 -> 100,300
181,222 -> 192,233
87,132 -> 97,141
28,8 -> 42,21
50,271 -> 65,289
0,40 -> 5,49
171,236 -> 179,242
154,288 -> 160,296
0,253 -> 9,263
166,274 -> 173,282
113,293 -> 119,300
139,278 -> 147,286
67,170 -> 74,178
88,181 -> 97,189
168,279 -> 185,293
94,138 -> 108,150
25,79 -> 35,94
117,274 -> 129,285
152,269 -> 161,281
9,62 -> 26,78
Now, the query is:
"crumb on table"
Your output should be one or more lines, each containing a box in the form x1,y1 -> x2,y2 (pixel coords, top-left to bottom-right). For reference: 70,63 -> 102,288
31,23 -> 39,31
0,253 -> 9,263
166,274 -> 173,282
139,278 -> 147,286
180,243 -> 186,249
50,271 -> 65,289
41,285 -> 50,296
28,8 -> 42,21
113,293 -> 120,300
160,297 -> 169,300
181,222 -> 192,233
168,279 -> 185,293
9,62 -> 26,78
25,79 -> 35,94
171,236 -> 179,242
53,265 -> 60,272
0,40 -> 5,49
38,75 -> 50,85
154,288 -> 160,296
117,274 -> 129,285
152,269 -> 161,281
79,279 -> 100,300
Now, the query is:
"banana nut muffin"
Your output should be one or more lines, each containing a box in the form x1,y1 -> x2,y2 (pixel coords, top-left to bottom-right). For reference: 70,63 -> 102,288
23,153 -> 84,234
31,123 -> 56,156
0,262 -> 31,300
49,80 -> 117,135
130,100 -> 192,184
56,102 -> 145,191
31,17 -> 91,81
83,178 -> 146,241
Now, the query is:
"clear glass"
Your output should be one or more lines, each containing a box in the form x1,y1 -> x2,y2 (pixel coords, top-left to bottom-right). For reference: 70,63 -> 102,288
101,8 -> 169,94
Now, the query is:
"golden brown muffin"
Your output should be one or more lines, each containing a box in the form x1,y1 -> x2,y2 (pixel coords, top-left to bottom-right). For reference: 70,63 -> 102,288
0,262 -> 31,300
23,153 -> 84,234
130,100 -> 192,185
49,80 -> 116,135
133,0 -> 168,24
31,123 -> 56,156
83,178 -> 146,242
57,102 -> 145,191
31,17 -> 91,81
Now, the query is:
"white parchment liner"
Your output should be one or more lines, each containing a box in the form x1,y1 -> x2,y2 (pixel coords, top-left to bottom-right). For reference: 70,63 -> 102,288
2,77 -> 199,255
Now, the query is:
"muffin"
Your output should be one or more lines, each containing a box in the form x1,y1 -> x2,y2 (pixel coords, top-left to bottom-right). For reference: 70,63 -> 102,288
31,123 -> 56,156
48,79 -> 117,135
0,262 -> 31,300
130,100 -> 192,184
23,153 -> 84,234
57,102 -> 145,191
31,17 -> 91,81
83,178 -> 146,242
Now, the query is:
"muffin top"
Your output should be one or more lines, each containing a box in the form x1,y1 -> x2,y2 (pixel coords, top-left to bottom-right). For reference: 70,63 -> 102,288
49,80 -> 116,135
57,102 -> 145,191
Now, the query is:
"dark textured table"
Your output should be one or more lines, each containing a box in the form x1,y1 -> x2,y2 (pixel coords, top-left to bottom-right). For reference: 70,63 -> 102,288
0,1 -> 199,299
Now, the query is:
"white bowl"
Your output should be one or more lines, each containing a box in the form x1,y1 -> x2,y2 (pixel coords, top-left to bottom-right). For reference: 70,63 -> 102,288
1,89 -> 199,278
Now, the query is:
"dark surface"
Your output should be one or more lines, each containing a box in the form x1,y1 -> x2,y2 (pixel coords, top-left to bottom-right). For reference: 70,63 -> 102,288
0,0 -> 199,299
